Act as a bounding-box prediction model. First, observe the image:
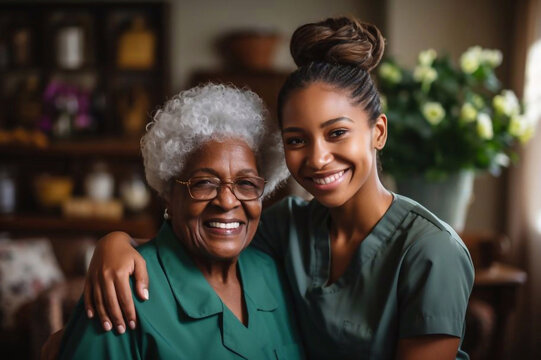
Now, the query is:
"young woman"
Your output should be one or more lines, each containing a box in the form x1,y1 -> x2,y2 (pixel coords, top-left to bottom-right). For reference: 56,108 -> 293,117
74,17 -> 474,360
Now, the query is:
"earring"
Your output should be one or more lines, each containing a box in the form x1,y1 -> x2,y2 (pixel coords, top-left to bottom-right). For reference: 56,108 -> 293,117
163,208 -> 170,220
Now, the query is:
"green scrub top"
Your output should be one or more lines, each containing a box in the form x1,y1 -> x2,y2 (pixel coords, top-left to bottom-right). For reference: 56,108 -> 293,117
60,222 -> 304,360
254,194 -> 474,360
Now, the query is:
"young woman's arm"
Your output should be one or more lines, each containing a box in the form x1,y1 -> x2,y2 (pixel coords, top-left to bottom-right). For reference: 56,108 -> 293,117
396,229 -> 474,359
84,231 -> 148,333
397,335 -> 460,360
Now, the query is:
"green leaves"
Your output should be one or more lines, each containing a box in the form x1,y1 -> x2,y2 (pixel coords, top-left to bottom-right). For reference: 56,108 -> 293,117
377,47 -> 531,179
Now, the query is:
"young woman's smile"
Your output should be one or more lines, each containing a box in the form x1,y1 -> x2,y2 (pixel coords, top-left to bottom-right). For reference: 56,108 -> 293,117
281,82 -> 386,208
309,168 -> 349,190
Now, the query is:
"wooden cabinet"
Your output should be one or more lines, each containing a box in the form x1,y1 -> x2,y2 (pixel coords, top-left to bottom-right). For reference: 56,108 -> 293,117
0,2 -> 169,239
461,232 -> 527,360
0,139 -> 160,238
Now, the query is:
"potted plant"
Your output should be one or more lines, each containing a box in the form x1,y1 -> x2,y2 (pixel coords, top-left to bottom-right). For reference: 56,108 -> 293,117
377,47 -> 536,231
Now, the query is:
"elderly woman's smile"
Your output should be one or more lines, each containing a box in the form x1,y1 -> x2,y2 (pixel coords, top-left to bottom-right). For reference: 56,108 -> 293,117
57,84 -> 304,359
168,138 -> 263,262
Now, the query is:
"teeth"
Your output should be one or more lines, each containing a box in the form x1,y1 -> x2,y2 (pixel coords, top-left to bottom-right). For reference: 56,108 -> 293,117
208,222 -> 240,229
313,171 -> 344,185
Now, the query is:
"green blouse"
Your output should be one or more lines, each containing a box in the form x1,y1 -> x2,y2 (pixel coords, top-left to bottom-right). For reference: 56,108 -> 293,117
60,222 -> 304,359
254,194 -> 474,360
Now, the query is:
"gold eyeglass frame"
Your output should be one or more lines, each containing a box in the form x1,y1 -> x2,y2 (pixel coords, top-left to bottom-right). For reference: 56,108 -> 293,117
175,176 -> 267,201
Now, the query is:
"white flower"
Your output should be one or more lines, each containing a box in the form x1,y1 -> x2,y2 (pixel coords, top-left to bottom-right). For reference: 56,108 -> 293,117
519,124 -> 535,144
481,49 -> 503,67
509,115 -> 526,137
493,90 -> 520,116
509,114 -> 537,143
418,49 -> 437,66
460,103 -> 477,122
476,113 -> 494,139
494,153 -> 510,167
413,65 -> 438,84
422,102 -> 446,125
379,63 -> 402,83
460,46 -> 483,74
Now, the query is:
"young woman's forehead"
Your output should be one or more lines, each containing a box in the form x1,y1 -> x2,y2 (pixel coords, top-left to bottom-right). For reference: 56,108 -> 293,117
282,86 -> 370,129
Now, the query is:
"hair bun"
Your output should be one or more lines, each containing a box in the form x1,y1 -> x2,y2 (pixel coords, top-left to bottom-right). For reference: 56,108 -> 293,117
290,17 -> 385,72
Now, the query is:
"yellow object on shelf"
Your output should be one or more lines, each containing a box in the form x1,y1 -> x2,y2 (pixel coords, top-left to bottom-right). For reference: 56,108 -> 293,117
116,16 -> 156,70
34,175 -> 74,208
62,197 -> 124,220
0,128 -> 49,148
118,86 -> 150,137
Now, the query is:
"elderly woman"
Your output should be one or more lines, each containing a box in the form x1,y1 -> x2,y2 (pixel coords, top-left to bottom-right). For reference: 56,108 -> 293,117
58,84 -> 304,359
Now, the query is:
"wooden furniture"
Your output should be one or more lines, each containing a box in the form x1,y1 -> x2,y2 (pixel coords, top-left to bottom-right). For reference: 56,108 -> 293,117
0,2 -> 169,240
0,1 -> 169,133
0,139 -> 159,238
0,235 -> 93,360
462,233 -> 527,360
472,263 -> 526,360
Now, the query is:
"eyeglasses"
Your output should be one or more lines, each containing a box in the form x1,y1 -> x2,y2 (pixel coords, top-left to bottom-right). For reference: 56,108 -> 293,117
175,176 -> 267,201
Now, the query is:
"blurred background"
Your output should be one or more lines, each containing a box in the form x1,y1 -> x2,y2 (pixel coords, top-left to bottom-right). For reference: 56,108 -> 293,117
0,0 -> 539,359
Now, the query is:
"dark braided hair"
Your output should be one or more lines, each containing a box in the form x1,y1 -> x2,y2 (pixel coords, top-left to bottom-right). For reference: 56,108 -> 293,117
277,17 -> 385,127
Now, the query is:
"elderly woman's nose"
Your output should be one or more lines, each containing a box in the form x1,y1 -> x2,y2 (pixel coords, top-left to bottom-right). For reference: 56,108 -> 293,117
212,185 -> 241,209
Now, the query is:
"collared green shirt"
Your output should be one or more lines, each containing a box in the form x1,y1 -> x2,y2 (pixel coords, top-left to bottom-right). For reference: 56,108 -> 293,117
60,222 -> 304,359
254,194 -> 474,360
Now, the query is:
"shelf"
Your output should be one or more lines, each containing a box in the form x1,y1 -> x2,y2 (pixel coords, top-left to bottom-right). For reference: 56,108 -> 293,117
0,67 -> 42,74
0,138 -> 142,158
475,262 -> 527,287
112,68 -> 163,76
0,213 -> 158,238
49,67 -> 99,74
0,1 -> 167,240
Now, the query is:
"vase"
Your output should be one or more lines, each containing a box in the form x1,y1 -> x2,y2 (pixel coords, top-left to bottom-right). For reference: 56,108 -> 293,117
56,26 -> 84,69
85,163 -> 114,201
395,170 -> 475,232
120,172 -> 150,213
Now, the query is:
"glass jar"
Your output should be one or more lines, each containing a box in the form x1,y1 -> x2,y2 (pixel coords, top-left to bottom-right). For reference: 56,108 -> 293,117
0,167 -> 16,214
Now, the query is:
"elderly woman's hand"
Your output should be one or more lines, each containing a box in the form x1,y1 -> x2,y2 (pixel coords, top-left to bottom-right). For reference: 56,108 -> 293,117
84,231 -> 149,334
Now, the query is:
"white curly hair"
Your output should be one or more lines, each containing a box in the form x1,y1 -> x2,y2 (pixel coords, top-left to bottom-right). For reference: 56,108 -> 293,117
141,83 -> 289,201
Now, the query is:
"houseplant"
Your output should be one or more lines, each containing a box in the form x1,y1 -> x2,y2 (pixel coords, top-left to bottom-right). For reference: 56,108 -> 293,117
377,47 -> 536,230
